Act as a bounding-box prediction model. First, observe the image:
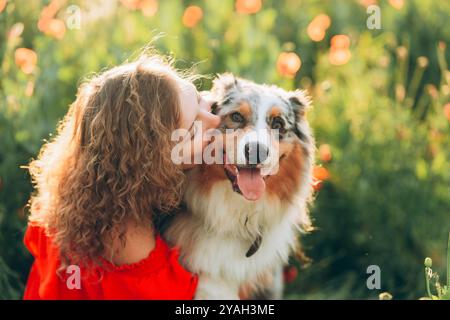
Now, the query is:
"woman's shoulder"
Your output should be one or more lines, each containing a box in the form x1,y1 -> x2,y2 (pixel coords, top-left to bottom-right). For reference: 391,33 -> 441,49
91,233 -> 199,299
23,223 -> 54,259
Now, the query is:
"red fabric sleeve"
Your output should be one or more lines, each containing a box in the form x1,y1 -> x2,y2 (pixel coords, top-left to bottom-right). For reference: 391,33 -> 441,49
23,224 -> 198,300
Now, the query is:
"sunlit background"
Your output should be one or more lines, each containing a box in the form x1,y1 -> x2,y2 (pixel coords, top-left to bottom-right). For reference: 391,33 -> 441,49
0,0 -> 449,300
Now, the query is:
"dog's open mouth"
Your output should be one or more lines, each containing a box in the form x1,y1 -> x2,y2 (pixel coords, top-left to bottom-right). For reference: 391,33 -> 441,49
223,152 -> 266,201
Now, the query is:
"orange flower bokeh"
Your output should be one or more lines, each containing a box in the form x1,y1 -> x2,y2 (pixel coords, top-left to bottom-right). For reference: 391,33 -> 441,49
276,52 -> 301,78
389,0 -> 404,10
331,34 -> 350,49
46,19 -> 66,40
182,5 -> 203,28
313,14 -> 331,30
140,0 -> 158,17
120,0 -> 158,16
313,166 -> 330,181
312,180 -> 323,192
444,103 -> 450,122
319,144 -> 332,162
120,0 -> 140,10
283,265 -> 298,284
359,0 -> 377,7
15,48 -> 38,75
312,166 -> 330,191
329,48 -> 351,65
37,0 -> 67,40
235,0 -> 262,15
0,0 -> 7,13
307,14 -> 331,42
307,25 -> 326,42
38,0 -> 60,31
329,34 -> 351,65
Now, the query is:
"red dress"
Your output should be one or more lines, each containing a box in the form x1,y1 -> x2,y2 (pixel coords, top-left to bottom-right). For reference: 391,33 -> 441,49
23,224 -> 198,300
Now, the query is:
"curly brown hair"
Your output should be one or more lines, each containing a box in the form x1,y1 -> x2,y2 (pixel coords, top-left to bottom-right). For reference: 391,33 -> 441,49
26,54 -> 189,269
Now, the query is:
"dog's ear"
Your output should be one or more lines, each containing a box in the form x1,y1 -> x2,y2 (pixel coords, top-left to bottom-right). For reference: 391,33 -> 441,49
287,89 -> 312,142
287,89 -> 311,119
211,73 -> 240,113
212,73 -> 240,96
200,90 -> 220,115
211,101 -> 219,115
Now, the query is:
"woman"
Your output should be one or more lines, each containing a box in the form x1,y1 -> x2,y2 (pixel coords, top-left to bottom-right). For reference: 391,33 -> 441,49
23,53 -> 221,299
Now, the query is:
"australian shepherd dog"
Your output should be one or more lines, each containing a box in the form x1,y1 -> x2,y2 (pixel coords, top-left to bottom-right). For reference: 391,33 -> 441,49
165,74 -> 315,299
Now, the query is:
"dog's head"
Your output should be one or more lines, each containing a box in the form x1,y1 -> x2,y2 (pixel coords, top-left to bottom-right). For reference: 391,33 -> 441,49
204,73 -> 314,202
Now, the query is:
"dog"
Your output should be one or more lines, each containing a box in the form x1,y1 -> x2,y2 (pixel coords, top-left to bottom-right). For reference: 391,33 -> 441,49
164,74 -> 315,299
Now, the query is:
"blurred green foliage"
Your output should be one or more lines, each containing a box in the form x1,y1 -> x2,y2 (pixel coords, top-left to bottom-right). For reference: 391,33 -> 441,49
0,0 -> 449,299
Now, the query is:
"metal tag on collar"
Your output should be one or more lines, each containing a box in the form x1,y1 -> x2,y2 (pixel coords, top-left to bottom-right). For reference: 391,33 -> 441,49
246,234 -> 262,258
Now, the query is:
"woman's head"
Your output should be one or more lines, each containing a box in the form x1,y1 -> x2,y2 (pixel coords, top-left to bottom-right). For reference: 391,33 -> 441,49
176,77 -> 222,168
27,54 -> 218,267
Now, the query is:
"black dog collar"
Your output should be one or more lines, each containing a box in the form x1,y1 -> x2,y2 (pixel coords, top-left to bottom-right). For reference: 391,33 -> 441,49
246,234 -> 262,258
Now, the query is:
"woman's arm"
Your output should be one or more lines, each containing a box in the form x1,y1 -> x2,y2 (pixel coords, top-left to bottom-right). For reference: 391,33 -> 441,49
106,221 -> 156,266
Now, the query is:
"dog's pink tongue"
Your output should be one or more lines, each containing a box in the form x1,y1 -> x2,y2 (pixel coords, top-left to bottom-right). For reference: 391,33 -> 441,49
236,168 -> 265,201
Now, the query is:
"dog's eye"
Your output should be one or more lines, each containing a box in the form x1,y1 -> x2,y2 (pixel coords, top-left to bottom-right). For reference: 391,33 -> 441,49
271,117 -> 285,130
230,112 -> 245,123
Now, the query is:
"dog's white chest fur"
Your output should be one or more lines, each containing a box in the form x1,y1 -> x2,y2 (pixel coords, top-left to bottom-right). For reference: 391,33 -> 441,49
165,178 -> 310,300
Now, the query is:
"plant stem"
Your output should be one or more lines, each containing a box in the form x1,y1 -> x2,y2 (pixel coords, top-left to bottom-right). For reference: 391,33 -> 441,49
406,63 -> 427,109
447,232 -> 450,288
425,267 -> 433,298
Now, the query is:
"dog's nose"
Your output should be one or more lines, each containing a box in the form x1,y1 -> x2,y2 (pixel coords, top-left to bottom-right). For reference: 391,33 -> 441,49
244,142 -> 269,165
